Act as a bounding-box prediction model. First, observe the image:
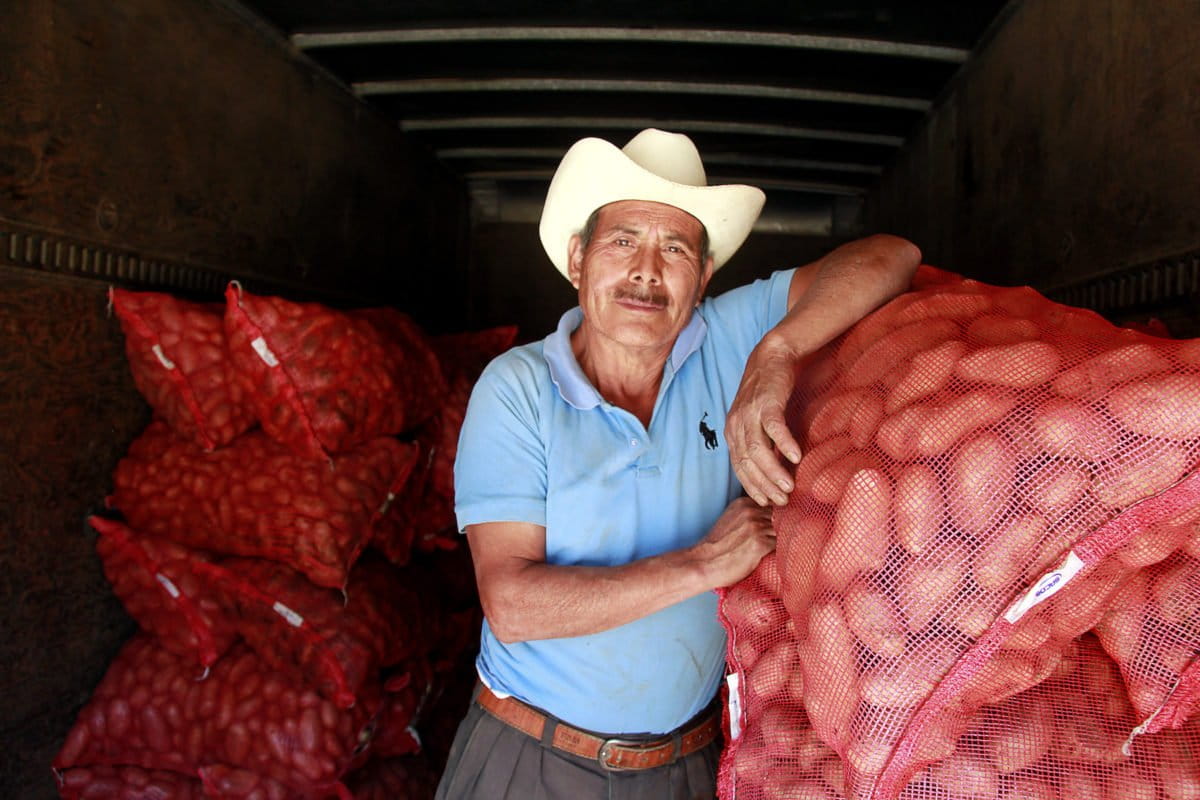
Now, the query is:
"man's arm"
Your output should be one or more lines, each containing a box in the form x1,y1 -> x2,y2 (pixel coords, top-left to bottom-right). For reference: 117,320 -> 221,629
725,234 -> 922,507
467,496 -> 773,644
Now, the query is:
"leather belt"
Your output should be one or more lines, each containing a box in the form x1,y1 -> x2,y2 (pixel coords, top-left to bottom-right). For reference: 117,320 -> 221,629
475,684 -> 720,771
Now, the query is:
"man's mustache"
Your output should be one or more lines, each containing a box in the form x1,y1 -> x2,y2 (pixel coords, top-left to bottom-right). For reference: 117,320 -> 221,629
613,287 -> 669,307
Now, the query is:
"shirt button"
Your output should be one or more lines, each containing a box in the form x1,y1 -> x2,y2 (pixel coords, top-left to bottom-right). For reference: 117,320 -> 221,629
630,438 -> 639,447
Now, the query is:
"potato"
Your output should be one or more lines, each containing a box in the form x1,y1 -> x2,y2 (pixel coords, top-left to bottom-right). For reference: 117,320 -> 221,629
747,638 -> 800,702
1026,397 -> 1119,461
893,290 -> 993,325
724,586 -> 788,640
820,469 -> 892,591
1052,343 -> 1172,400
973,513 -> 1049,592
844,586 -> 907,659
947,432 -> 1016,535
811,449 -> 883,505
844,318 -> 961,389
885,339 -> 968,413
954,341 -> 1061,389
778,514 -> 830,621
1152,555 -> 1200,627
1108,765 -> 1161,800
966,314 -> 1039,345
1094,441 -> 1192,509
894,464 -> 945,556
898,552 -> 968,632
793,435 -> 854,498
1106,374 -> 1200,440
929,754 -> 1000,800
1003,776 -> 1060,800
986,695 -> 1053,773
1023,459 -> 1090,516
799,603 -> 861,749
807,387 -> 883,447
859,663 -> 936,709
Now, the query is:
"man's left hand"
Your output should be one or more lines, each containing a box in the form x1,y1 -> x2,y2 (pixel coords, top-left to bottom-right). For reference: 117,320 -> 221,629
725,332 -> 803,507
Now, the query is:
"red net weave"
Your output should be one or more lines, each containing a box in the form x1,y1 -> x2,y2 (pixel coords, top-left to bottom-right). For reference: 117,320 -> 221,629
56,764 -> 206,800
223,285 -> 445,461
54,635 -> 379,796
718,268 -> 1200,800
110,421 -> 418,588
111,288 -> 256,450
90,516 -> 237,669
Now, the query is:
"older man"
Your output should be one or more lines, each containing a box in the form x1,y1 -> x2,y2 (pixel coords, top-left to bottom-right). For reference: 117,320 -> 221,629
436,129 -> 920,799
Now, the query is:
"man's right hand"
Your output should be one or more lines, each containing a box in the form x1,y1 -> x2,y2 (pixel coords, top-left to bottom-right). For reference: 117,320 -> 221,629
691,496 -> 777,589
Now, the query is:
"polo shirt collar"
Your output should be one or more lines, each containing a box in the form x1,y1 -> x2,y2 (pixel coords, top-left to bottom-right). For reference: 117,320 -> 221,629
543,306 -> 709,410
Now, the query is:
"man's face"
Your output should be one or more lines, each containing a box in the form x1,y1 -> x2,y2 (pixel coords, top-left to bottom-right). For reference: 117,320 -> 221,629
567,200 -> 713,353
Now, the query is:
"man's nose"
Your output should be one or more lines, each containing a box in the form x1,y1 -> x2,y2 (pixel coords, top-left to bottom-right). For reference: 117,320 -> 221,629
629,244 -> 664,284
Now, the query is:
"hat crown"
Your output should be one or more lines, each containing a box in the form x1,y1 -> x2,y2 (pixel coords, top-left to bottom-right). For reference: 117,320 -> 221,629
620,128 -> 707,187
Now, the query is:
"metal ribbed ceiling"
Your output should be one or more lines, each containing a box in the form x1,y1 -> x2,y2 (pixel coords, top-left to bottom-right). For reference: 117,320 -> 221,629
234,0 -> 1014,231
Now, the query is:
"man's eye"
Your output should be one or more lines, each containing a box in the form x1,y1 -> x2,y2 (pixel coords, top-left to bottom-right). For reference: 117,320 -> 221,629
615,237 -> 632,247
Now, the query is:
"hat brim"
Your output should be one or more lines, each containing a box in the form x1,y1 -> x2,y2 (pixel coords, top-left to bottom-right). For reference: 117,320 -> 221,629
538,138 -> 766,278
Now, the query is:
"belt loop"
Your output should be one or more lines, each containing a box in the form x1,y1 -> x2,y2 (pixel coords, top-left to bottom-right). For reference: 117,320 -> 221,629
540,712 -> 560,748
670,730 -> 682,762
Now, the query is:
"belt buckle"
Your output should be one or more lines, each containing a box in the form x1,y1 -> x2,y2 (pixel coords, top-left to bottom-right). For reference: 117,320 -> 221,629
597,737 -> 654,772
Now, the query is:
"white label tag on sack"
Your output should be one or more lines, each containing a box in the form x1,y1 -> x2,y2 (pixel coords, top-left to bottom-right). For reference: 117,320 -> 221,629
155,573 -> 181,599
251,336 -> 280,367
272,601 -> 304,628
726,672 -> 744,741
151,344 -> 177,370
1004,550 -> 1086,624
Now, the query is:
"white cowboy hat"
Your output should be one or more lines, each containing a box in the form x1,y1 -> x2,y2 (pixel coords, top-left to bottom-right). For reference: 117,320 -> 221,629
538,128 -> 766,278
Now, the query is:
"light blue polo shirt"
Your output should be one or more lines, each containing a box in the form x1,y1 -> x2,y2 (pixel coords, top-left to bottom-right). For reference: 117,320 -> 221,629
454,268 -> 794,735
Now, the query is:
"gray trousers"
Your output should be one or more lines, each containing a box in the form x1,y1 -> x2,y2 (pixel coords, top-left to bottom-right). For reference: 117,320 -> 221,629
434,689 -> 722,800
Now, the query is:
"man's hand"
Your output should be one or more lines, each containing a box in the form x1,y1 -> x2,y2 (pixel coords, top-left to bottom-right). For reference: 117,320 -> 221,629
725,333 -> 803,507
690,496 -> 777,587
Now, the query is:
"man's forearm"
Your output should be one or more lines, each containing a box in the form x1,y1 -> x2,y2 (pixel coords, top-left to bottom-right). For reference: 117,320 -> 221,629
773,234 -> 921,360
484,549 -> 711,643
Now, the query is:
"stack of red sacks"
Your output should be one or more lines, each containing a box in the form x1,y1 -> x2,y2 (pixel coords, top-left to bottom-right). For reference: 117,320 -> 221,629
55,286 -> 512,799
716,267 -> 1200,800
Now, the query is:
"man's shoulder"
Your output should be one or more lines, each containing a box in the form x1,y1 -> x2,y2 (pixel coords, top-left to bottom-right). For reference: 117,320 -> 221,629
473,339 -> 553,402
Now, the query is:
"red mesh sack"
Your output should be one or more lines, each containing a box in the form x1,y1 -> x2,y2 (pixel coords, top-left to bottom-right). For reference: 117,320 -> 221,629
56,764 -> 205,800
90,516 -> 236,669
373,660 -> 436,758
54,635 -> 380,796
111,288 -> 256,450
345,755 -> 438,800
720,268 -> 1200,800
197,764 -> 354,800
110,421 -> 418,588
1095,537 -> 1200,736
190,553 -> 429,708
894,635 -> 1200,800
223,284 -> 445,460
428,326 -> 519,500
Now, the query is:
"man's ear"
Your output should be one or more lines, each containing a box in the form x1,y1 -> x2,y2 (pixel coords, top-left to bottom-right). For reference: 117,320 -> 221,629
695,255 -> 715,306
567,234 -> 585,289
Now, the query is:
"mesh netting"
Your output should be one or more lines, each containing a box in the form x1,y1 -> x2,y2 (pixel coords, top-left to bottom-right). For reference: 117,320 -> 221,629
110,288 -> 257,450
223,285 -> 446,461
90,516 -> 237,669
110,421 -> 418,588
54,635 -> 379,796
56,764 -> 206,800
718,268 -> 1200,799
191,554 -> 430,709
373,660 -> 436,758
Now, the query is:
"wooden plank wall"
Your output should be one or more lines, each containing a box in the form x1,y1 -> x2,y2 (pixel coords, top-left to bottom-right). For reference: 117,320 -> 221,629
0,1 -> 468,796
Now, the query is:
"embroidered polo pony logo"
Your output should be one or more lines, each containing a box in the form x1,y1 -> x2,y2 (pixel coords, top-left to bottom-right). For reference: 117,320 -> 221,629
699,412 -> 719,450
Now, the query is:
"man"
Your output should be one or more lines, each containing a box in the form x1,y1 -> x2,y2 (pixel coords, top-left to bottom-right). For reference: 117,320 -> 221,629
437,129 -> 920,799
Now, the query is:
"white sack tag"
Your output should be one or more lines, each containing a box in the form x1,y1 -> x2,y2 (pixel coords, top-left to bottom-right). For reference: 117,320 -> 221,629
1004,550 -> 1086,624
152,344 -> 177,370
726,672 -> 744,741
251,336 -> 280,367
155,573 -> 181,599
272,601 -> 304,628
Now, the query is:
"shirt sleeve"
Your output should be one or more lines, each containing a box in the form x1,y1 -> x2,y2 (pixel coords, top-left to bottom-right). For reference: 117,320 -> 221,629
701,268 -> 796,356
453,352 -> 549,532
